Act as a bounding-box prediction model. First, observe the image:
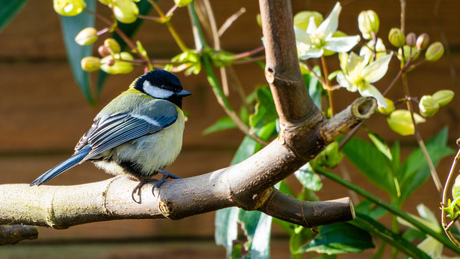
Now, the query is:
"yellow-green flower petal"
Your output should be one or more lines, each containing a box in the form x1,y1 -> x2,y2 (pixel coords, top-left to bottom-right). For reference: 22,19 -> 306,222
361,53 -> 392,83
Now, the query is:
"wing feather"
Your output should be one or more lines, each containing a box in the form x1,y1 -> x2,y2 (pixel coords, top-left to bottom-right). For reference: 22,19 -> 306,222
75,99 -> 178,162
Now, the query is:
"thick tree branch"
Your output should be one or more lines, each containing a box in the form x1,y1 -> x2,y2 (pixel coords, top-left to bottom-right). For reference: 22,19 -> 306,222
0,0 -> 379,243
0,225 -> 38,245
0,97 -> 374,230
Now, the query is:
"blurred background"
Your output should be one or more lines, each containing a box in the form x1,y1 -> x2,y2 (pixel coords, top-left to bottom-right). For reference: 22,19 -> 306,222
0,0 -> 459,258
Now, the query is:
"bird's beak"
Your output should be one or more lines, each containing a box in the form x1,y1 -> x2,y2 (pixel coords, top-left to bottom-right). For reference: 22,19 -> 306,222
177,89 -> 192,97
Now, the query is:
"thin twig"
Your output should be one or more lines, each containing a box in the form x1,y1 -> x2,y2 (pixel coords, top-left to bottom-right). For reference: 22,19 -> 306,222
85,8 -> 150,67
218,7 -> 246,37
232,56 -> 266,64
401,73 -> 443,194
147,0 -> 188,52
303,61 -> 328,87
442,145 -> 460,247
321,56 -> 335,116
233,46 -> 265,59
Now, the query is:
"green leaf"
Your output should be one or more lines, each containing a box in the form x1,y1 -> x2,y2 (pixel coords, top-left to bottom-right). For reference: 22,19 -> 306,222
300,222 -> 374,255
303,66 -> 324,109
279,180 -> 295,197
294,163 -> 323,192
399,127 -> 454,202
215,207 -> 240,258
249,86 -> 278,130
354,200 -> 387,220
202,116 -> 237,135
60,0 -> 96,104
273,217 -> 295,236
231,135 -> 260,165
97,1 -> 152,94
290,227 -> 318,254
402,228 -> 426,242
367,132 -> 392,161
250,212 -> 272,259
391,141 -> 400,172
351,214 -> 430,259
342,138 -> 398,198
0,0 -> 28,34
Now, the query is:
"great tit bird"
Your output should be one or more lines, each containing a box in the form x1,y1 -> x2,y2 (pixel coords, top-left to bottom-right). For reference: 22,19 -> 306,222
30,69 -> 191,195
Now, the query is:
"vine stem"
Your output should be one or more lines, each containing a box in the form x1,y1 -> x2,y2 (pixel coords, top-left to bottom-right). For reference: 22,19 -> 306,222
303,61 -> 328,87
315,166 -> 460,255
85,8 -> 151,67
401,73 -> 443,194
147,0 -> 188,52
441,145 -> 460,247
321,56 -> 335,116
188,3 -> 268,146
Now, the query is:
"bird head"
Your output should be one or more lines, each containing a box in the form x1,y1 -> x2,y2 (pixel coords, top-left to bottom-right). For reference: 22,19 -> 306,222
133,70 -> 192,108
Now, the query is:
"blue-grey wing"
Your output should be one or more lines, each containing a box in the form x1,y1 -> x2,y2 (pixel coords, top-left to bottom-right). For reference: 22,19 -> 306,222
75,99 -> 178,162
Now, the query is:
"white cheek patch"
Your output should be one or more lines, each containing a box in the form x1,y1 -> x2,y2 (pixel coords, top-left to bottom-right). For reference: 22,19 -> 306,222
143,80 -> 174,99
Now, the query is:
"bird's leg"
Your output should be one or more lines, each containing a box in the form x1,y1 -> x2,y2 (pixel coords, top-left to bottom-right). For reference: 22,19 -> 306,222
131,178 -> 159,203
151,169 -> 182,196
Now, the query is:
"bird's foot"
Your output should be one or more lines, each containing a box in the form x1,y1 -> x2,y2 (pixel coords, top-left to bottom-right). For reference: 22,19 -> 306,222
131,170 -> 182,202
151,169 -> 182,196
131,178 -> 159,203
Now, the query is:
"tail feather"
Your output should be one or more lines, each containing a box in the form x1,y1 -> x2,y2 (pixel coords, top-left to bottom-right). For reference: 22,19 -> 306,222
30,145 -> 92,186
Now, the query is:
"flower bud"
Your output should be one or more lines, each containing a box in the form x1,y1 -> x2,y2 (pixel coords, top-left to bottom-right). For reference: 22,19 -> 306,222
54,0 -> 86,16
387,109 -> 425,136
104,38 -> 121,54
316,141 -> 343,168
98,45 -> 111,57
100,52 -> 134,74
419,95 -> 439,117
416,33 -> 430,50
174,0 -> 193,7
360,38 -> 386,60
388,28 -> 405,48
81,56 -> 101,72
406,32 -> 416,47
398,45 -> 419,62
433,89 -> 454,106
425,42 -> 444,62
377,98 -> 395,115
293,11 -> 323,31
75,27 -> 98,46
113,0 -> 139,24
358,10 -> 379,40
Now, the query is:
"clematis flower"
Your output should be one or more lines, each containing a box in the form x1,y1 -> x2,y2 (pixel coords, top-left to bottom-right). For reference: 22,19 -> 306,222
294,2 -> 360,60
398,204 -> 460,259
359,38 -> 387,61
336,52 -> 392,107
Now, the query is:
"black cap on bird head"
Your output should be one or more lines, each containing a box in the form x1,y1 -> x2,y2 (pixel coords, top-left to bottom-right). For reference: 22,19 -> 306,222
133,69 -> 191,108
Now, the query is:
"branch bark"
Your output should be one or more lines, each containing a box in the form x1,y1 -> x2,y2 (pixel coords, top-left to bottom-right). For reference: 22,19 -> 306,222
0,0 -> 377,242
0,97 -> 374,230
